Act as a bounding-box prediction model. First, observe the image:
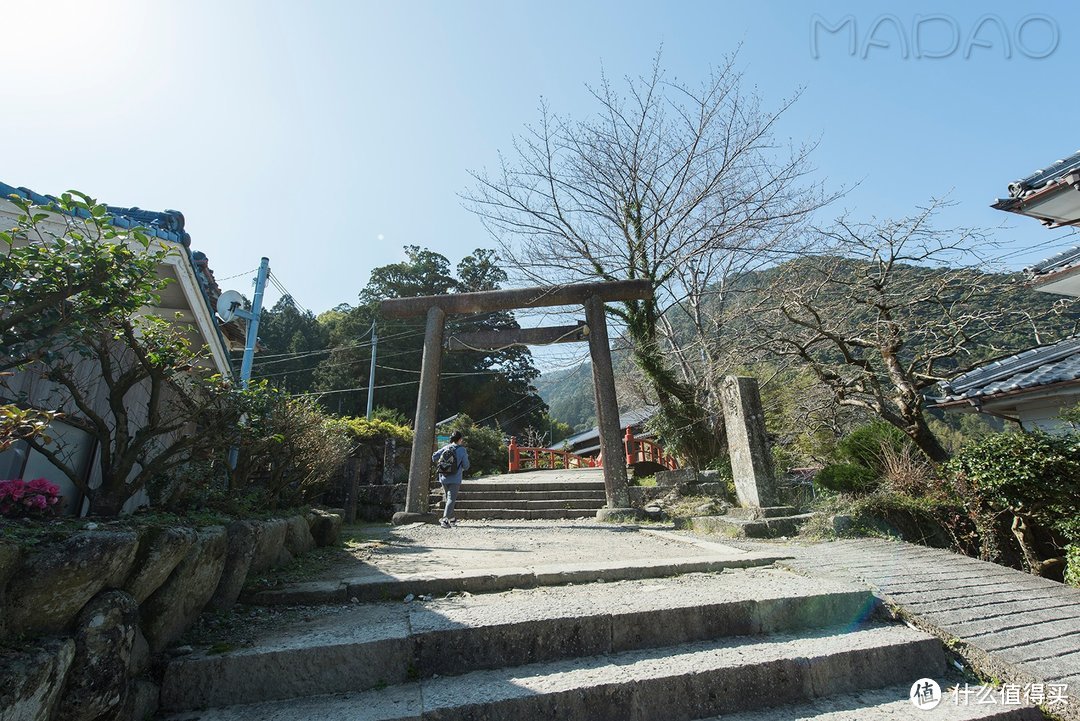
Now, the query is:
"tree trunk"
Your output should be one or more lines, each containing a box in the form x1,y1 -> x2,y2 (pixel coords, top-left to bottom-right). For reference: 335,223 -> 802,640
624,301 -> 718,467
907,414 -> 950,464
88,489 -> 127,517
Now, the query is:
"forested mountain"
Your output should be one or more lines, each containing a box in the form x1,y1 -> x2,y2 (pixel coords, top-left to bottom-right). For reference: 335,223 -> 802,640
533,362 -> 596,431
534,258 -> 1079,434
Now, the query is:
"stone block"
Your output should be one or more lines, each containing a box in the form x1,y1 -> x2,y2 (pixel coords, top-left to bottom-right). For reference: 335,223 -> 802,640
695,469 -> 723,484
122,526 -> 198,603
56,590 -> 140,721
6,531 -> 139,637
283,515 -> 316,557
0,638 -> 75,721
655,469 -> 697,487
720,376 -> 780,508
692,482 -> 731,499
119,679 -> 159,721
248,518 -> 287,573
140,527 -> 228,652
207,520 -> 259,611
307,509 -> 343,547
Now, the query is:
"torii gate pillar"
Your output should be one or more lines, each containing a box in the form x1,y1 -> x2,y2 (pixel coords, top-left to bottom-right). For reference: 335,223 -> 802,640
585,295 -> 630,508
393,305 -> 446,524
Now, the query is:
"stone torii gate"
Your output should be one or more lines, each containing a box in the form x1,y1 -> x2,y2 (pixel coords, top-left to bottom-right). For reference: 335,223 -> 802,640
380,279 -> 652,525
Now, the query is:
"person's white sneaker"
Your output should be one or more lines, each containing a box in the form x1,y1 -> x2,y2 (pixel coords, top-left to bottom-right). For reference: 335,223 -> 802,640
439,518 -> 451,528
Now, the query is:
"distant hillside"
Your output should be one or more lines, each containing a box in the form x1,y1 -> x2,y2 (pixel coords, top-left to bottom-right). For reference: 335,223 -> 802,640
534,362 -> 596,431
535,258 -> 1079,430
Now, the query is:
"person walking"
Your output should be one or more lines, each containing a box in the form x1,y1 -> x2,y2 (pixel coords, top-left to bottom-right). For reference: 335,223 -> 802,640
432,430 -> 469,528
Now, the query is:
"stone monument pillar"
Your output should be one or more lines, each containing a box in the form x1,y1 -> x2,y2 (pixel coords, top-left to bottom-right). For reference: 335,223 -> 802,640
720,375 -> 780,508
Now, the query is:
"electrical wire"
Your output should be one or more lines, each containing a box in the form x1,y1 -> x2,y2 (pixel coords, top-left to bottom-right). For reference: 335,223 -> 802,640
288,380 -> 421,398
214,267 -> 259,283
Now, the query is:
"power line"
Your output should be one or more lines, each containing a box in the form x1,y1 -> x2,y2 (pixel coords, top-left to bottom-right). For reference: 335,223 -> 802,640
288,379 -> 420,398
214,267 -> 259,283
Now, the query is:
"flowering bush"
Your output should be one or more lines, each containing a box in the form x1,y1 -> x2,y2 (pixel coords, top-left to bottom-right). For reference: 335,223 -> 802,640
0,478 -> 62,518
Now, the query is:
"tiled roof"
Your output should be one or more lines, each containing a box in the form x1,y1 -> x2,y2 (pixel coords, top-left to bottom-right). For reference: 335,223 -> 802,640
1004,149 -> 1080,198
0,181 -> 190,245
992,149 -> 1080,220
936,335 -> 1080,403
554,406 -> 657,451
1027,245 -> 1080,275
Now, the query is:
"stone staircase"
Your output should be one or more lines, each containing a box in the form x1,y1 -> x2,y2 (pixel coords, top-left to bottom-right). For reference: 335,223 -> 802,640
159,563 -> 1039,720
431,476 -> 608,520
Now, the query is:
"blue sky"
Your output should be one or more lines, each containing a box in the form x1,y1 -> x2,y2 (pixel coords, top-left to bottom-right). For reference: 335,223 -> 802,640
3,1 -> 1078,326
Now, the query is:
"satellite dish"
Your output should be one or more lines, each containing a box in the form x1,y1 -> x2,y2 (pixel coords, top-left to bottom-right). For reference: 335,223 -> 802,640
216,290 -> 245,322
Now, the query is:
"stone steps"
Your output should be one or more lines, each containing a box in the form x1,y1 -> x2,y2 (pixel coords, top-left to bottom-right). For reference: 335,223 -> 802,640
444,500 -> 604,511
239,550 -> 789,606
162,624 -> 946,720
460,480 -> 607,493
431,480 -> 608,520
162,529 -> 1048,721
449,507 -> 603,520
163,568 -> 874,710
699,684 -> 1043,720
437,489 -> 608,502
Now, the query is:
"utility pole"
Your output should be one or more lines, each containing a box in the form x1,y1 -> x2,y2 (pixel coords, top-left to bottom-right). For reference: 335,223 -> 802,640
239,257 -> 271,389
366,321 -> 378,419
228,257 -> 270,470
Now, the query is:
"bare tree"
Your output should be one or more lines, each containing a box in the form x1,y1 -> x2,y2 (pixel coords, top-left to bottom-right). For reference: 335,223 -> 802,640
24,314 -> 237,516
750,199 -> 1075,463
466,52 -> 832,465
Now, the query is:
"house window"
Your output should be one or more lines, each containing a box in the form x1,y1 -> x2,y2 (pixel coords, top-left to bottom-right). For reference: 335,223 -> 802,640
0,421 -> 96,516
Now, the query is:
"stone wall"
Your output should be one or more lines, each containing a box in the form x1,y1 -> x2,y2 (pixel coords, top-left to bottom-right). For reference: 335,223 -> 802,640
0,508 -> 342,721
355,483 -> 407,521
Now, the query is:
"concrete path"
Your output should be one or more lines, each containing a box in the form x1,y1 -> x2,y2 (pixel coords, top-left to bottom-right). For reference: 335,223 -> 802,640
724,537 -> 1080,721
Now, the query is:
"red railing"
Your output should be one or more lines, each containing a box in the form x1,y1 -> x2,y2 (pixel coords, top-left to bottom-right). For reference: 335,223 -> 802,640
508,437 -> 597,472
624,427 -> 678,470
507,428 -> 678,472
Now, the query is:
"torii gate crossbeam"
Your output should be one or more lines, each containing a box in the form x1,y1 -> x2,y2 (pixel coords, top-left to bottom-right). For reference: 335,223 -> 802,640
381,279 -> 652,524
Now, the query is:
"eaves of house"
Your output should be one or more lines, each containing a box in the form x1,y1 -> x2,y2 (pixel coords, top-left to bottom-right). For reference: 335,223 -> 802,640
0,182 -> 234,377
933,335 -> 1080,415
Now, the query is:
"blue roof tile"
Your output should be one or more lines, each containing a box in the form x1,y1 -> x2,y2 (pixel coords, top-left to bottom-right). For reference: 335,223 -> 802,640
937,335 -> 1080,402
0,181 -> 190,245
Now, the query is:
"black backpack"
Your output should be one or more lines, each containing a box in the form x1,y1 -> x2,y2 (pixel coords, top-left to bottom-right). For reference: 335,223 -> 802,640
436,444 -> 459,475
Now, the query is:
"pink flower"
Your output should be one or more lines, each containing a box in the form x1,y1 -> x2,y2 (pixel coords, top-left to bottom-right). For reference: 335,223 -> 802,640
27,478 -> 58,494
0,478 -> 61,518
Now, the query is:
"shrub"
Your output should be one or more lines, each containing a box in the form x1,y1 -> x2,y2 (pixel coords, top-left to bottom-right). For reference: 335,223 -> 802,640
814,462 -> 879,495
835,422 -> 912,474
879,443 -> 936,496
1067,546 -> 1080,589
0,478 -> 62,518
947,430 -> 1080,576
225,384 -> 353,509
339,416 -> 412,444
442,415 -> 505,476
946,431 -> 1080,539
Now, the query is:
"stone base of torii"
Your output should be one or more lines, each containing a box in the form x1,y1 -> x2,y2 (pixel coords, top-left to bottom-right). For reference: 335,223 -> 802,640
378,280 -> 652,525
